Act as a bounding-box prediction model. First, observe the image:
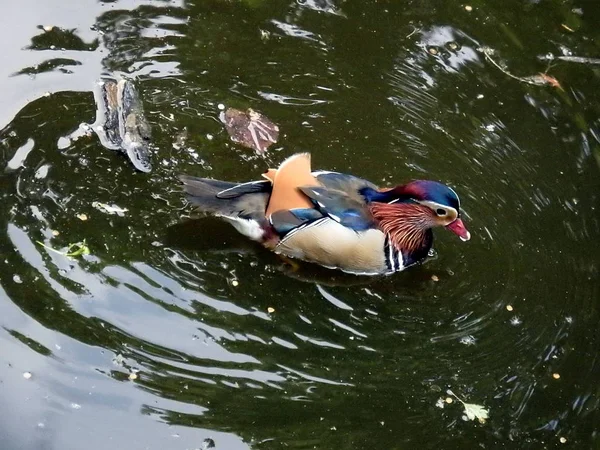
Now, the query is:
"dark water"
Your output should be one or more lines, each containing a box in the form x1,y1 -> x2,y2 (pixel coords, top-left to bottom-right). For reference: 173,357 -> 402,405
1,0 -> 599,449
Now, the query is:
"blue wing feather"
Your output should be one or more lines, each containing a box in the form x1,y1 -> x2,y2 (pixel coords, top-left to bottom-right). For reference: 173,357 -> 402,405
299,186 -> 375,231
270,208 -> 324,236
314,171 -> 378,193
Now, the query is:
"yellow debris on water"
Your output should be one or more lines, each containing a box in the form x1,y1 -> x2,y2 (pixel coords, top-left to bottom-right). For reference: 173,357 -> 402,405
552,373 -> 561,380
506,305 -> 514,312
431,275 -> 439,282
445,397 -> 453,404
267,307 -> 275,314
559,437 -> 567,443
561,24 -> 574,32
76,213 -> 88,221
464,5 -> 473,11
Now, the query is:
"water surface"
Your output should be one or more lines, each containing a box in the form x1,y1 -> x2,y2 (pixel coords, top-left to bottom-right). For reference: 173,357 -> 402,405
1,0 -> 599,449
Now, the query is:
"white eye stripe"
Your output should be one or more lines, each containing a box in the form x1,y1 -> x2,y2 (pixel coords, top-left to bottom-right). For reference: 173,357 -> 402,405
416,200 -> 458,216
447,186 -> 461,209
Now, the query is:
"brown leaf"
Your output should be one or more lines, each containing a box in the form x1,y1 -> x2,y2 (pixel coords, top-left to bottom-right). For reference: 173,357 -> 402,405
538,73 -> 562,89
220,108 -> 279,155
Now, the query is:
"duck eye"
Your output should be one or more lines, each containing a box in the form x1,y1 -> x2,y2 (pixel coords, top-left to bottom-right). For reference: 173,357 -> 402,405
436,208 -> 447,216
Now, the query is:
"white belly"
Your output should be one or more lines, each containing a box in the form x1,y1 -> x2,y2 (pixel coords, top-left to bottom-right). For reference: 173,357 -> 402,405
274,218 -> 394,275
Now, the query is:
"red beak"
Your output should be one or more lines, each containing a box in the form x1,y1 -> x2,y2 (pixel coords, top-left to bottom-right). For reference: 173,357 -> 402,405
445,218 -> 471,241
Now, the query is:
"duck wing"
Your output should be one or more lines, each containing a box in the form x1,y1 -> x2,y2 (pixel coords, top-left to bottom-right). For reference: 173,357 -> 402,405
216,180 -> 272,199
299,186 -> 375,231
313,171 -> 378,196
265,158 -> 379,235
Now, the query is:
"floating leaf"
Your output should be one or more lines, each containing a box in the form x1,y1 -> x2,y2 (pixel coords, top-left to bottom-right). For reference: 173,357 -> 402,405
66,241 -> 90,257
447,389 -> 489,424
220,107 -> 279,155
92,202 -> 128,216
37,240 -> 90,258
463,402 -> 489,422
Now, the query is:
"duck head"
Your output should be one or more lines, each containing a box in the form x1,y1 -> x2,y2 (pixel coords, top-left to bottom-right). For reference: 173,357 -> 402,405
363,180 -> 471,242
399,180 -> 471,241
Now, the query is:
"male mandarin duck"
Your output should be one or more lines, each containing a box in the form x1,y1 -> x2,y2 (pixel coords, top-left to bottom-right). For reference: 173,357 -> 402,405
179,153 -> 470,275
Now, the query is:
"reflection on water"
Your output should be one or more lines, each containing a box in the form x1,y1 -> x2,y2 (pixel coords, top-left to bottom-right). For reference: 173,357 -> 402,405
1,0 -> 599,449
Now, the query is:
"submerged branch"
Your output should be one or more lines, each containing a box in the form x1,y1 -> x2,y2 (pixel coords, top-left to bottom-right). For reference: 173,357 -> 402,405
480,46 -> 562,89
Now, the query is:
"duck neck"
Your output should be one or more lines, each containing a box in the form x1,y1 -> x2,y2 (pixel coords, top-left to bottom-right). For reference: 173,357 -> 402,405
369,202 -> 434,264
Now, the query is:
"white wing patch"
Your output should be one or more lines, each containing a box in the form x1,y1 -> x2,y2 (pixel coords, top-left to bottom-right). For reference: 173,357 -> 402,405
219,215 -> 264,241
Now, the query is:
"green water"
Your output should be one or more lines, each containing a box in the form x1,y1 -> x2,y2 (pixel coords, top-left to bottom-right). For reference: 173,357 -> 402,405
1,0 -> 599,449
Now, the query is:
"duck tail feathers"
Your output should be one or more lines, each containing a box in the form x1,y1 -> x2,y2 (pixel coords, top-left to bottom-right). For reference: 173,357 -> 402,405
179,175 -> 270,221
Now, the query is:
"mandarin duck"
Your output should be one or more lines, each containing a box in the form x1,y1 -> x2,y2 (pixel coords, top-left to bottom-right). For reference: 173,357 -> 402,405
179,153 -> 470,275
